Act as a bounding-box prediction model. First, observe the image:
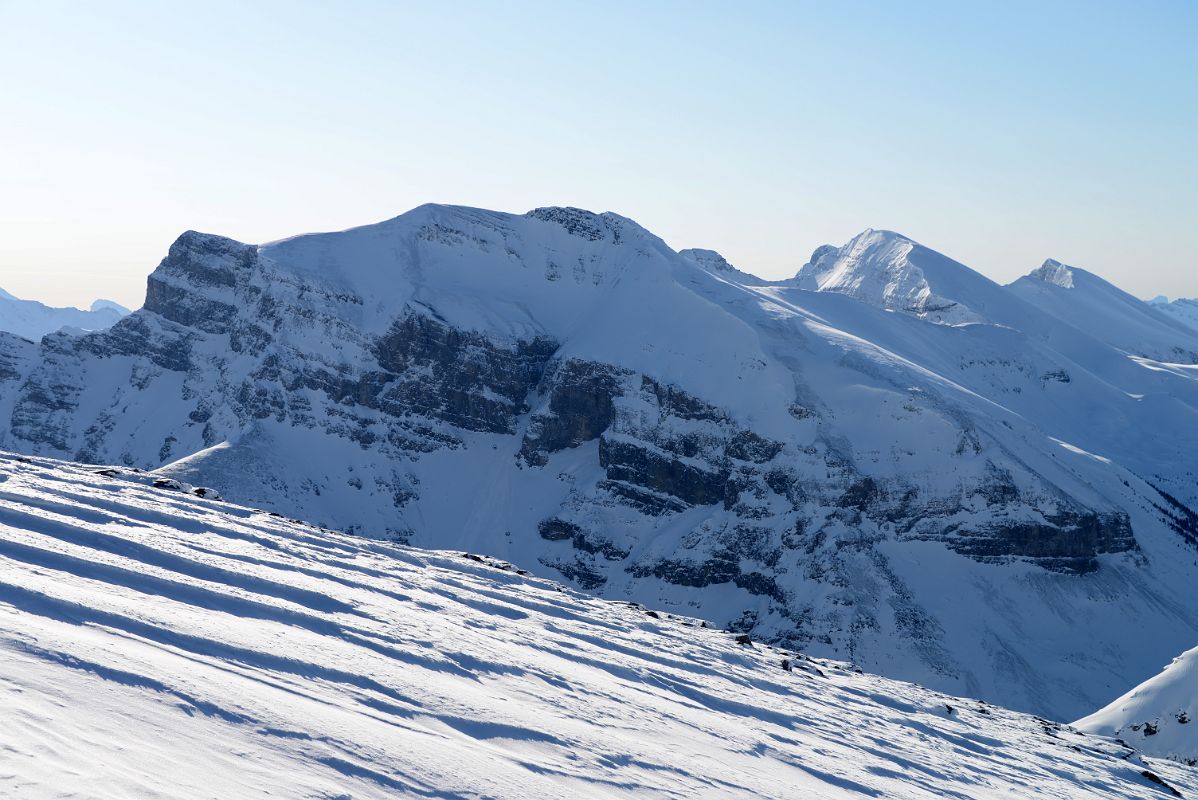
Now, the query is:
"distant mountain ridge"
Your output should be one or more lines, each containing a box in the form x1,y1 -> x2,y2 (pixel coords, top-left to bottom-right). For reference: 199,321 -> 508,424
1151,295 -> 1198,336
2,204 -> 1198,722
1007,259 -> 1198,364
0,287 -> 130,341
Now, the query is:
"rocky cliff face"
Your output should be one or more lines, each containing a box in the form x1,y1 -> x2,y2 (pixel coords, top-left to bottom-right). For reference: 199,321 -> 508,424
3,204 -> 1198,720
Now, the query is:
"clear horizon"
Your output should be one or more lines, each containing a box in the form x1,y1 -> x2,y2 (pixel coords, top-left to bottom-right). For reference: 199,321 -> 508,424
2,0 -> 1195,309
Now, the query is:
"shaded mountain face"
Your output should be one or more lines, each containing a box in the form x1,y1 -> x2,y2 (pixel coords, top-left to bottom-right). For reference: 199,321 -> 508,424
3,204 -> 1198,720
0,288 -> 129,341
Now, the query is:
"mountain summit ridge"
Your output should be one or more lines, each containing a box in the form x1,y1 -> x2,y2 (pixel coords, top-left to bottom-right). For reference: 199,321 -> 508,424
792,228 -> 993,325
1026,258 -> 1075,289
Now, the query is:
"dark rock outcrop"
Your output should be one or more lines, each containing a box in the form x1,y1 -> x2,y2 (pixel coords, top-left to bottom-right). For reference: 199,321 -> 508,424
520,360 -> 627,463
373,314 -> 558,435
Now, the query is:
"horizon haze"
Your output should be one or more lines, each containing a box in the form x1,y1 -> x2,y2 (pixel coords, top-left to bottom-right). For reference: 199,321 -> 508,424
2,0 -> 1196,309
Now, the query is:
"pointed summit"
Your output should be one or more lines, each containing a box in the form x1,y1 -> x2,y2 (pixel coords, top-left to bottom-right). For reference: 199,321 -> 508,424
1026,259 -> 1075,289
794,229 -> 913,287
791,229 -> 989,325
1008,257 -> 1198,363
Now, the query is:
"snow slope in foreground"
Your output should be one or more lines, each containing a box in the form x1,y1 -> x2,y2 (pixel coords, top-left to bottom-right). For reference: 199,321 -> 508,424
1077,646 -> 1198,767
0,452 -> 1194,800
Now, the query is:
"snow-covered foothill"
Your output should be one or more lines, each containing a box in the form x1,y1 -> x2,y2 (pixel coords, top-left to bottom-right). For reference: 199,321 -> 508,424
1076,645 -> 1198,767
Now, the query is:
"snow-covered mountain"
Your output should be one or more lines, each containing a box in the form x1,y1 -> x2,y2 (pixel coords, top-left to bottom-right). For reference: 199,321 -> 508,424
1151,295 -> 1198,335
0,286 -> 130,341
2,450 -> 1194,799
1008,260 -> 1198,364
791,229 -> 991,324
2,204 -> 1198,722
1077,645 -> 1198,767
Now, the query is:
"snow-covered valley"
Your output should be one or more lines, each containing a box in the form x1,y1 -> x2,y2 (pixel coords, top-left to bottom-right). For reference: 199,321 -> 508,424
2,450 -> 1195,799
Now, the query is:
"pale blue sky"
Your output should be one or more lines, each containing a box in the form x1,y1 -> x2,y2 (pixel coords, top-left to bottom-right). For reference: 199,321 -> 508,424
1,0 -> 1195,309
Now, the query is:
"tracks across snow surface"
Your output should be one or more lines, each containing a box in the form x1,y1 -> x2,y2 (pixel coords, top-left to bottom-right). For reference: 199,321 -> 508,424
0,451 -> 1193,799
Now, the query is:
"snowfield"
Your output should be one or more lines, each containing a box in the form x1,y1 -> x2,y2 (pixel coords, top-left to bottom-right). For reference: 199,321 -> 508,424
1,451 -> 1195,799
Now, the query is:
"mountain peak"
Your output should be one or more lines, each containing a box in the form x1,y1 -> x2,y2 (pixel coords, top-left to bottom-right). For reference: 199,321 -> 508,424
90,298 -> 131,315
10,203 -> 1198,735
796,229 -> 917,279
1027,259 -> 1075,289
848,227 -> 914,246
792,228 -> 987,325
678,248 -> 735,272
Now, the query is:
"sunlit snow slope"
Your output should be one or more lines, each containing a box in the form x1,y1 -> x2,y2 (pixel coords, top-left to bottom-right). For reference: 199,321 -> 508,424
1077,645 -> 1198,767
1,450 -> 1193,800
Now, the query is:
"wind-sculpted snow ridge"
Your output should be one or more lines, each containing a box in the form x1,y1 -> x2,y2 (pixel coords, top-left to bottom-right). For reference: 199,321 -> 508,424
5,204 -> 1198,722
1077,645 -> 1198,767
0,452 -> 1195,800
0,287 -> 129,341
